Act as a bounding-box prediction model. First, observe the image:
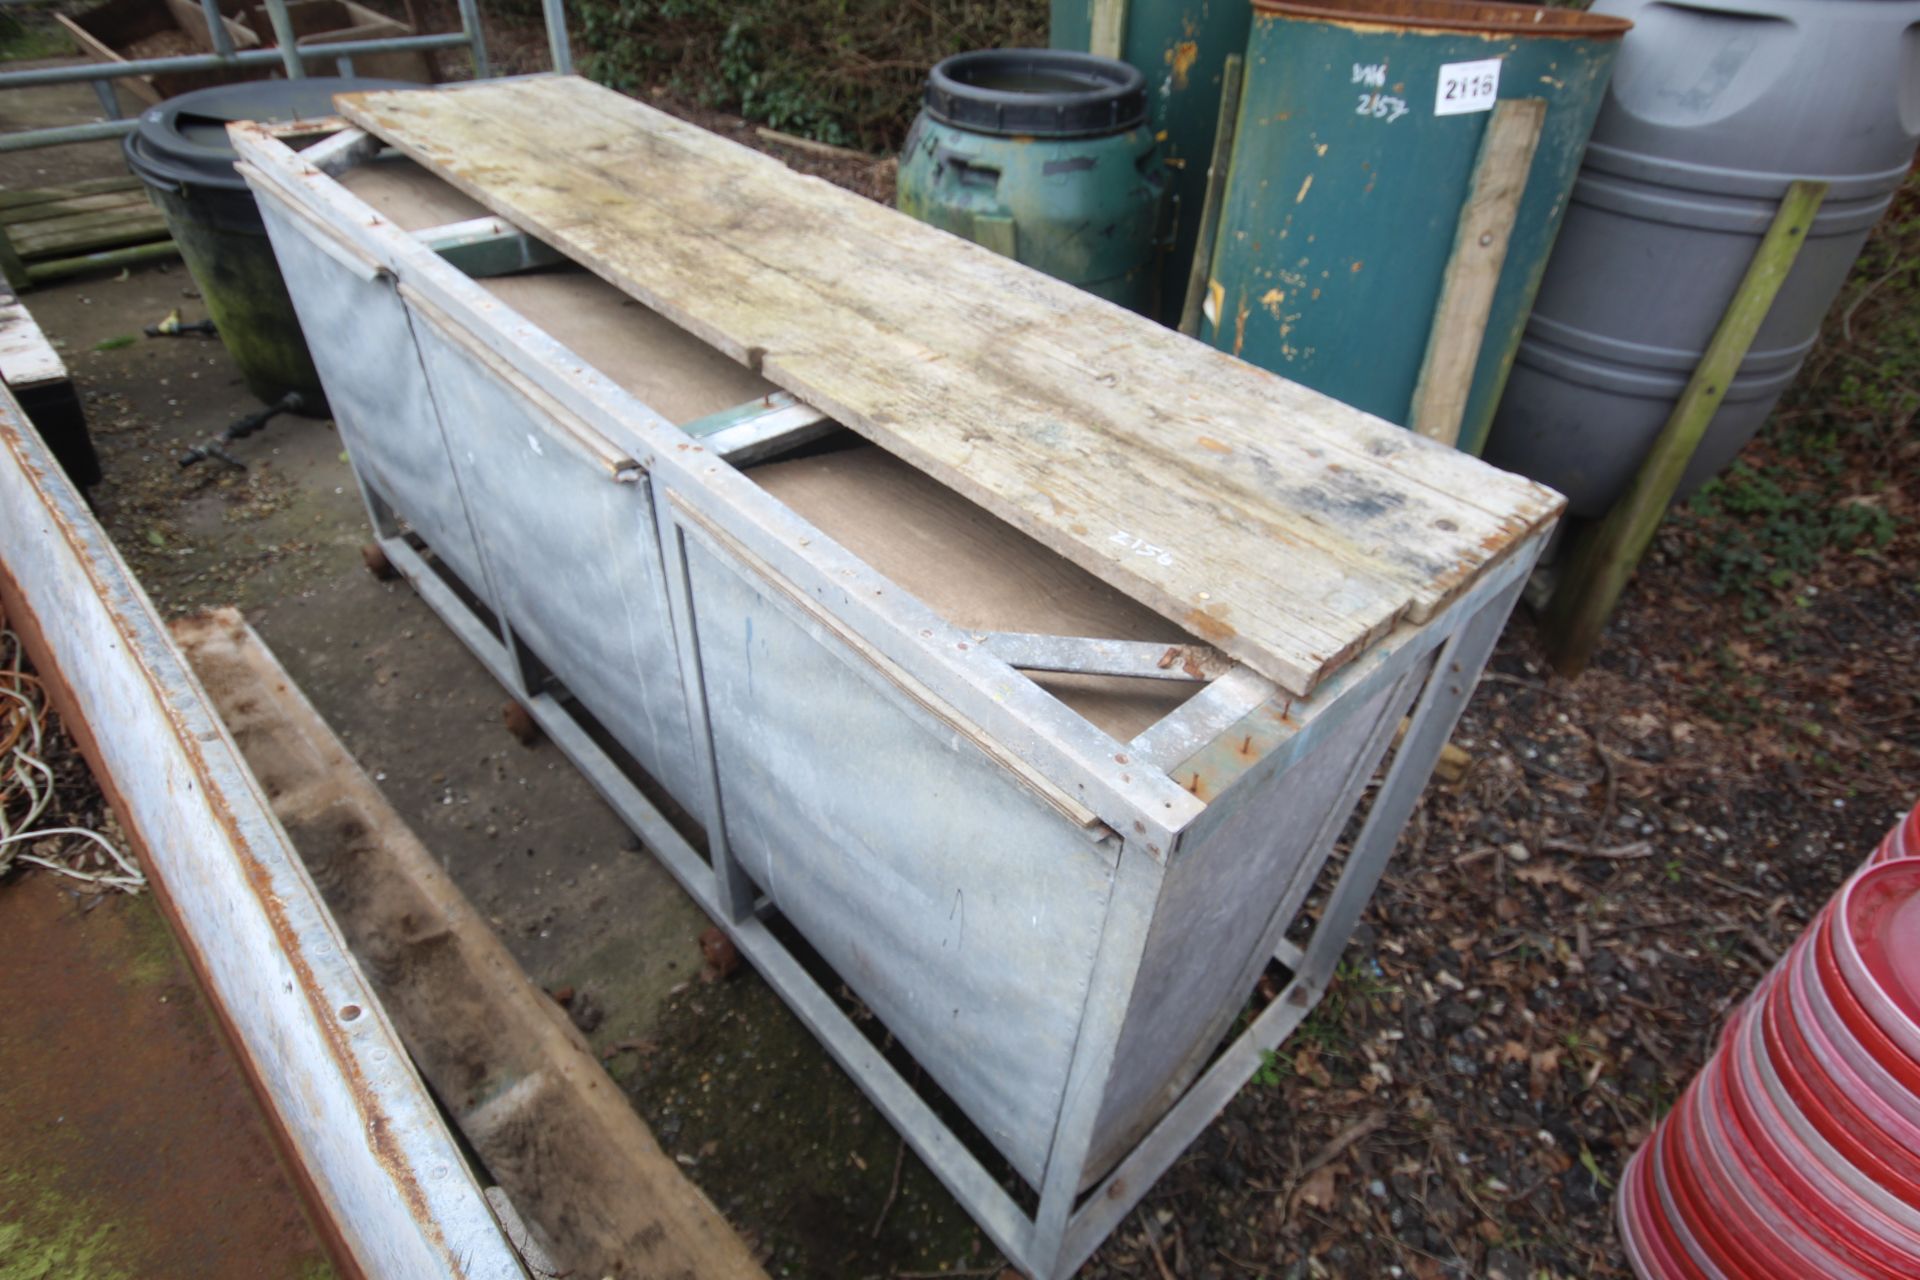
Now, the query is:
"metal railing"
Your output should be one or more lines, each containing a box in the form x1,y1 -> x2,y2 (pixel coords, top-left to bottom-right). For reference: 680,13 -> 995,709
0,0 -> 573,153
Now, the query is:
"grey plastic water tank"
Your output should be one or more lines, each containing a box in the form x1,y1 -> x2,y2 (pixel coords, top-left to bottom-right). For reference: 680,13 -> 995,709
1481,0 -> 1920,517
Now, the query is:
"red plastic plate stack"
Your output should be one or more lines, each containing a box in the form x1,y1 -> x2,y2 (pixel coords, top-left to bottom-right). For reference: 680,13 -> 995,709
1618,800 -> 1920,1279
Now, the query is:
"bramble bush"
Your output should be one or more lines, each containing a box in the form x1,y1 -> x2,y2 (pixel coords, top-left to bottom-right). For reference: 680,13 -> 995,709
575,0 -> 1047,150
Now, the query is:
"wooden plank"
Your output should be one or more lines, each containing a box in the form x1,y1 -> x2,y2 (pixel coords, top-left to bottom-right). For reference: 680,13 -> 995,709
0,178 -> 146,214
1178,52 -> 1243,338
174,608 -> 771,1280
1543,181 -> 1828,676
53,13 -> 164,108
26,239 -> 180,286
0,190 -> 155,229
748,445 -> 1199,743
339,77 -> 1563,695
1409,100 -> 1546,448
1089,0 -> 1129,59
0,292 -> 69,390
10,207 -> 171,258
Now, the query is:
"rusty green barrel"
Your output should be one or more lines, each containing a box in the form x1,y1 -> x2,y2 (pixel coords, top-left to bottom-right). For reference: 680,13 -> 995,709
897,50 -> 1169,313
1200,0 -> 1628,449
1050,1 -> 1254,323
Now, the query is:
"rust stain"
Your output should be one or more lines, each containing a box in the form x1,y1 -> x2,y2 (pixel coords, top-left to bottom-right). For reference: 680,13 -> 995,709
1169,40 -> 1200,91
1233,295 -> 1250,357
1183,606 -> 1238,646
1196,436 -> 1233,454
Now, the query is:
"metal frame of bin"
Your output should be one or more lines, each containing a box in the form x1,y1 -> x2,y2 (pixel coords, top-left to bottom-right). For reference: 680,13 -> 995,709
0,0 -> 574,153
232,119 -> 1549,1279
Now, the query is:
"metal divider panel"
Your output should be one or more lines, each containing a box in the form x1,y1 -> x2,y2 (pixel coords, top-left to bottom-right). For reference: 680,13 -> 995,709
403,311 -> 702,810
253,196 -> 496,610
680,529 -> 1117,1187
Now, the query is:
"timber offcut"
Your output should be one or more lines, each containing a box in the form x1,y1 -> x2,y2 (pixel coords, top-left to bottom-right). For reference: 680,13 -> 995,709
336,75 -> 1564,696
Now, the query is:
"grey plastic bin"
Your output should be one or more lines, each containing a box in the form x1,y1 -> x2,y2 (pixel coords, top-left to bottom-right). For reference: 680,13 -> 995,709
1481,0 -> 1920,517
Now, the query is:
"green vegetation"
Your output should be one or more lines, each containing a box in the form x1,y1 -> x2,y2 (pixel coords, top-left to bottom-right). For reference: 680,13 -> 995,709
1252,1047 -> 1285,1087
1681,171 -> 1917,620
576,0 -> 1048,149
0,1179 -> 135,1280
0,10 -> 74,62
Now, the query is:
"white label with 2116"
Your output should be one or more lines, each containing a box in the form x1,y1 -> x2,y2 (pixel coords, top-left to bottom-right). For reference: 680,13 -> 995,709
1434,58 -> 1501,116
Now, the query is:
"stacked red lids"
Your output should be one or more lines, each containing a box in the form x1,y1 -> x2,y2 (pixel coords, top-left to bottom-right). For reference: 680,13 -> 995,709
1873,804 -> 1918,865
1619,799 -> 1920,1279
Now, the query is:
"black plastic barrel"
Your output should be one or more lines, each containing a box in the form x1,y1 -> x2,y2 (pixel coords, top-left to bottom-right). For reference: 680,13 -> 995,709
123,78 -> 412,413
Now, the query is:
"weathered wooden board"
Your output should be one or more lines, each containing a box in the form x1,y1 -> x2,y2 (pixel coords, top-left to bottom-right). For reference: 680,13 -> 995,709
338,76 -> 1563,694
175,608 -> 769,1280
0,289 -> 66,389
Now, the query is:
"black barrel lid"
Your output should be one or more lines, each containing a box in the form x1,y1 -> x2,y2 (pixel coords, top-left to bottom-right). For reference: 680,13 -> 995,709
924,49 -> 1146,139
124,77 -> 416,193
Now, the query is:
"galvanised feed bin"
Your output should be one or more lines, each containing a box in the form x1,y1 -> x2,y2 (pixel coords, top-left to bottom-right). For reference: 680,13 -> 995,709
1201,0 -> 1629,443
1050,0 -> 1255,322
233,76 -> 1561,1278
897,50 -> 1168,313
1482,0 -> 1920,517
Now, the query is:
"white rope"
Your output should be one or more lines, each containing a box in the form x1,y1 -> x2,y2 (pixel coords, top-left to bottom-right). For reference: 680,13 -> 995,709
0,623 -> 144,894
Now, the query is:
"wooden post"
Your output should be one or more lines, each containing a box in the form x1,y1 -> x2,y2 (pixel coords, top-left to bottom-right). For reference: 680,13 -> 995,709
1178,52 -> 1245,338
1408,98 -> 1545,446
1542,179 -> 1828,676
1089,0 -> 1128,60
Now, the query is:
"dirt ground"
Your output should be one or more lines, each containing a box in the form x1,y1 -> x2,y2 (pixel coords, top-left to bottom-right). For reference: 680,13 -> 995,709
4,39 -> 1917,1280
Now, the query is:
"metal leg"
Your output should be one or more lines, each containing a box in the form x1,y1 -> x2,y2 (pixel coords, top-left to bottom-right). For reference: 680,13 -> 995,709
351,469 -> 401,541
542,0 -> 572,75
456,0 -> 491,80
199,0 -> 235,58
500,625 -> 543,700
653,491 -> 753,921
260,0 -> 306,78
88,80 -> 122,121
1295,575 -> 1519,993
1028,840 -> 1164,1275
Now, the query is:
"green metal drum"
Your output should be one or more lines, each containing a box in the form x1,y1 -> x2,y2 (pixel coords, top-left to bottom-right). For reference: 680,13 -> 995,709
1201,0 -> 1629,450
897,50 -> 1168,313
1050,1 -> 1253,324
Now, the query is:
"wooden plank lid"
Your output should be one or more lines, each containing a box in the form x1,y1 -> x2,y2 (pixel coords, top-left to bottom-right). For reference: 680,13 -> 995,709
336,76 -> 1564,695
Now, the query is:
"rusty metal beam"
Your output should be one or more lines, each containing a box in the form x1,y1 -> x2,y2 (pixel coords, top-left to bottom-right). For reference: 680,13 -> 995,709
0,386 -> 526,1280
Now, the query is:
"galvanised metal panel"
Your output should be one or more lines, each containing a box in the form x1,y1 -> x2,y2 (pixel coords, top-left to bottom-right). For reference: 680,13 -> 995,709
253,194 -> 496,609
1083,656 -> 1425,1179
681,527 -> 1119,1187
402,306 -> 702,809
